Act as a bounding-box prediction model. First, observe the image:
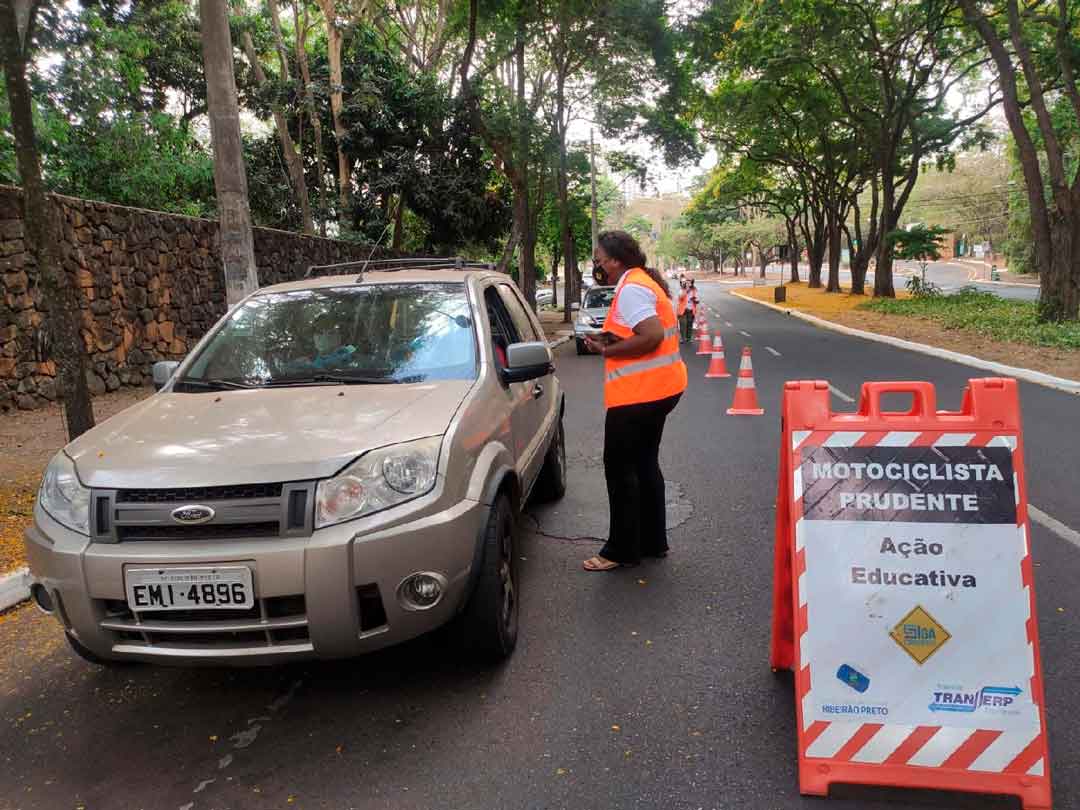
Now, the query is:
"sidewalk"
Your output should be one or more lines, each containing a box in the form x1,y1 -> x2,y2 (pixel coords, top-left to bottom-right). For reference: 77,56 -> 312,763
538,307 -> 576,344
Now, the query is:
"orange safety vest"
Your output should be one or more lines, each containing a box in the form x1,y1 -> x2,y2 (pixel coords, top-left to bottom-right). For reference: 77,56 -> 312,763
676,291 -> 688,316
602,269 -> 688,409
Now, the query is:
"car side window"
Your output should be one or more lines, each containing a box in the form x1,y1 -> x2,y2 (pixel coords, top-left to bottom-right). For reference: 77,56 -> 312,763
484,286 -> 519,368
497,284 -> 542,342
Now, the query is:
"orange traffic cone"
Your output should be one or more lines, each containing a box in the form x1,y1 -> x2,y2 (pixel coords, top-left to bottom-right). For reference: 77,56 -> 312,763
696,329 -> 712,355
726,347 -> 764,415
705,335 -> 730,378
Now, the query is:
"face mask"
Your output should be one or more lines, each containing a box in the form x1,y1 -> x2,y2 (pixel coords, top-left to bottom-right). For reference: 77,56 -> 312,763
314,332 -> 336,354
592,261 -> 607,285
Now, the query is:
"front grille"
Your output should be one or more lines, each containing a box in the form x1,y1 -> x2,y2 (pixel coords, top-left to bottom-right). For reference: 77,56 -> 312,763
100,594 -> 310,649
93,482 -> 314,543
117,483 -> 284,503
116,521 -> 280,542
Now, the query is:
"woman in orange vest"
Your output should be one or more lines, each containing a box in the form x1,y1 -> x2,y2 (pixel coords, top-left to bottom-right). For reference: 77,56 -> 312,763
582,231 -> 688,571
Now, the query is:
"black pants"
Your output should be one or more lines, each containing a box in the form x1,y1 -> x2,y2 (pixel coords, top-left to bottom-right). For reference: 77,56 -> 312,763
600,393 -> 682,565
680,311 -> 694,341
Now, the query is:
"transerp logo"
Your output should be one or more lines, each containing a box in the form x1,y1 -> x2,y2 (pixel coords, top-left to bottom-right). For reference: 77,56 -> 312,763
170,505 -> 216,525
929,685 -> 1022,713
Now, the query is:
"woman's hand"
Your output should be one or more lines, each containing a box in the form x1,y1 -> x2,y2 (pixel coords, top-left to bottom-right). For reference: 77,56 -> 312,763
583,335 -> 612,355
601,317 -> 665,359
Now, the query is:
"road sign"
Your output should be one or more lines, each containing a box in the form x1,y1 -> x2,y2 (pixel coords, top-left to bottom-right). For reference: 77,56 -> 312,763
770,379 -> 1052,809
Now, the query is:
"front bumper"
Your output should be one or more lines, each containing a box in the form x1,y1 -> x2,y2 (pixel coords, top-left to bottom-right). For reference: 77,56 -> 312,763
25,498 -> 488,666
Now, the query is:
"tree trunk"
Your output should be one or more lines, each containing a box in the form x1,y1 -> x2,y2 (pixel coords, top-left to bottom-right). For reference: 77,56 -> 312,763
874,179 -> 898,298
199,0 -> 259,306
391,194 -> 404,251
316,0 -> 350,227
242,32 -> 313,234
514,11 -> 536,311
1040,209 -> 1080,321
786,219 -> 800,283
497,223 -> 519,274
551,239 -> 560,308
556,69 -> 575,323
0,0 -> 95,439
959,0 -> 1077,321
294,0 -> 327,236
826,208 -> 842,292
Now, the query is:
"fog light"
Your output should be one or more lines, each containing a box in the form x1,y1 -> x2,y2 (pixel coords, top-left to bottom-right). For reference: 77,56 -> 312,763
397,572 -> 446,611
30,584 -> 54,615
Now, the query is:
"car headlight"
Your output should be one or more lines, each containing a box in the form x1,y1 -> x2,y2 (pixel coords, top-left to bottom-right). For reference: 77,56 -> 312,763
315,437 -> 441,528
38,452 -> 90,535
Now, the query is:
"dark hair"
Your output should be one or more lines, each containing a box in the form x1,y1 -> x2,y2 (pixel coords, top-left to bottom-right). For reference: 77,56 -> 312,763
598,230 -> 670,298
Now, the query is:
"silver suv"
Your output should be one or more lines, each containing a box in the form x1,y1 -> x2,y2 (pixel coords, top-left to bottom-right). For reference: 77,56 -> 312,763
24,260 -> 566,665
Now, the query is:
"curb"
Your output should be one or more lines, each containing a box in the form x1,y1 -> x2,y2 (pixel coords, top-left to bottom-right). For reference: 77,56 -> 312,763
729,291 -> 1080,396
0,567 -> 31,612
548,335 -> 573,349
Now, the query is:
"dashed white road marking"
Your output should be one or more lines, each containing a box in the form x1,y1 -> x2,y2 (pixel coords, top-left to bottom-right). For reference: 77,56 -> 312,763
739,330 -> 752,338
765,346 -> 781,357
1029,505 -> 1080,550
725,321 -> 734,328
829,384 -> 855,403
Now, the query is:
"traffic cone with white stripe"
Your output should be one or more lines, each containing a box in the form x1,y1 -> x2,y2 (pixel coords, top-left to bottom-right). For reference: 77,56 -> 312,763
696,328 -> 712,355
726,347 -> 764,415
705,335 -> 730,378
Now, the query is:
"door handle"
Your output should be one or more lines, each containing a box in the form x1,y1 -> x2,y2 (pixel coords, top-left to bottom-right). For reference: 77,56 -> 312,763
532,383 -> 544,399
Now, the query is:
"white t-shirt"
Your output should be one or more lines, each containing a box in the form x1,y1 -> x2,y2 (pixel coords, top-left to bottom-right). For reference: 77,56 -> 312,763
610,272 -> 672,329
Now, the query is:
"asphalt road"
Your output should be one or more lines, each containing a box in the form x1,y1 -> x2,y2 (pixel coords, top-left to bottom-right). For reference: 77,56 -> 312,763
895,261 -> 1039,302
1,285 -> 1077,810
715,260 -> 1039,301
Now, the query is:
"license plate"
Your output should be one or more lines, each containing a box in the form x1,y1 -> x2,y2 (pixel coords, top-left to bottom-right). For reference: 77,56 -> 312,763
125,566 -> 254,612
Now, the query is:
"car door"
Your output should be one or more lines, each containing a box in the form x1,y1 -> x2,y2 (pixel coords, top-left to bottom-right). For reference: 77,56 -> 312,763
483,285 -> 536,483
495,283 -> 556,494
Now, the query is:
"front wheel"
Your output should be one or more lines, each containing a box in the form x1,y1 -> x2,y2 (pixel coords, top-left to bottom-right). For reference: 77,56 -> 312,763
576,338 -> 588,355
460,494 -> 518,663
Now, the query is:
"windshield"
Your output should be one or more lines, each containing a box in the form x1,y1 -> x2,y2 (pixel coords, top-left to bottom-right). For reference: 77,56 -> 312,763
583,287 -> 615,309
178,283 -> 477,388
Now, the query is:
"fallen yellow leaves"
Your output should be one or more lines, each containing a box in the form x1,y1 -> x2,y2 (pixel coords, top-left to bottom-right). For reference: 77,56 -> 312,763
735,281 -> 908,317
0,474 -> 39,575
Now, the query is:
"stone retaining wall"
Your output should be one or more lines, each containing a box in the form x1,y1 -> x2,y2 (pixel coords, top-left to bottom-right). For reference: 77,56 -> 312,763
0,186 -> 399,411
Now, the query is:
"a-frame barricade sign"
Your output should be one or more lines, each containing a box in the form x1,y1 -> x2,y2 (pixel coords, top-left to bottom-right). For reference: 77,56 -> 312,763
771,379 -> 1052,809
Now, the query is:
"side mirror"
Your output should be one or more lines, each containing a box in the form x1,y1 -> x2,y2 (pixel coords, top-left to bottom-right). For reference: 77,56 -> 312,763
152,360 -> 181,391
502,341 -> 553,384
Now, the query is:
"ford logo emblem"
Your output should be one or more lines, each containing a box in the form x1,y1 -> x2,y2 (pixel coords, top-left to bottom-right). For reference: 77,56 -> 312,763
171,505 -> 216,525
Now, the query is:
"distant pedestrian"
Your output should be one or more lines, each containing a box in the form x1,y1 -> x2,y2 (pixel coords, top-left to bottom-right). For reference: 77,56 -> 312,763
582,231 -> 688,571
677,280 -> 692,342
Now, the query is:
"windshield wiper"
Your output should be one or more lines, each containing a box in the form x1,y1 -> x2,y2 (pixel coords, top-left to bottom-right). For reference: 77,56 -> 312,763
176,378 -> 259,390
264,373 -> 396,387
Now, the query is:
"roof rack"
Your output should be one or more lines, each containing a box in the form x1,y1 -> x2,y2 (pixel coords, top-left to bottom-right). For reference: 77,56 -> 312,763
303,256 -> 496,280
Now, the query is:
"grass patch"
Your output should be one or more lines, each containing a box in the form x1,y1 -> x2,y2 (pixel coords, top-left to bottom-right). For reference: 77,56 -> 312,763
859,288 -> 1080,350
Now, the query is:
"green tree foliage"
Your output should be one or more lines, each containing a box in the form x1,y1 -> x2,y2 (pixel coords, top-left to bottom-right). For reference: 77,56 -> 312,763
685,0 -> 994,297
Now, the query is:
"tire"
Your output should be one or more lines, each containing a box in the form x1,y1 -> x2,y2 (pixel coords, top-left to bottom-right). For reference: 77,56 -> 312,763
576,338 -> 588,355
531,416 -> 566,503
460,494 -> 518,663
65,632 -> 132,667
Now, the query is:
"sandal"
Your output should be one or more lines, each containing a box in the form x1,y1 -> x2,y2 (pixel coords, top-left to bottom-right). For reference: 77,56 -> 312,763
583,556 -> 624,572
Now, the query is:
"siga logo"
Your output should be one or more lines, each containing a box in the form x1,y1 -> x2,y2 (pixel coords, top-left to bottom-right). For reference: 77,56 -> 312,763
928,685 -> 1022,713
170,505 -> 216,525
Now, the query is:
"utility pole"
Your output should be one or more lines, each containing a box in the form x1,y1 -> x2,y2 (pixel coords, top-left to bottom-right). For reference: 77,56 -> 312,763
590,129 -> 599,256
199,0 -> 259,306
